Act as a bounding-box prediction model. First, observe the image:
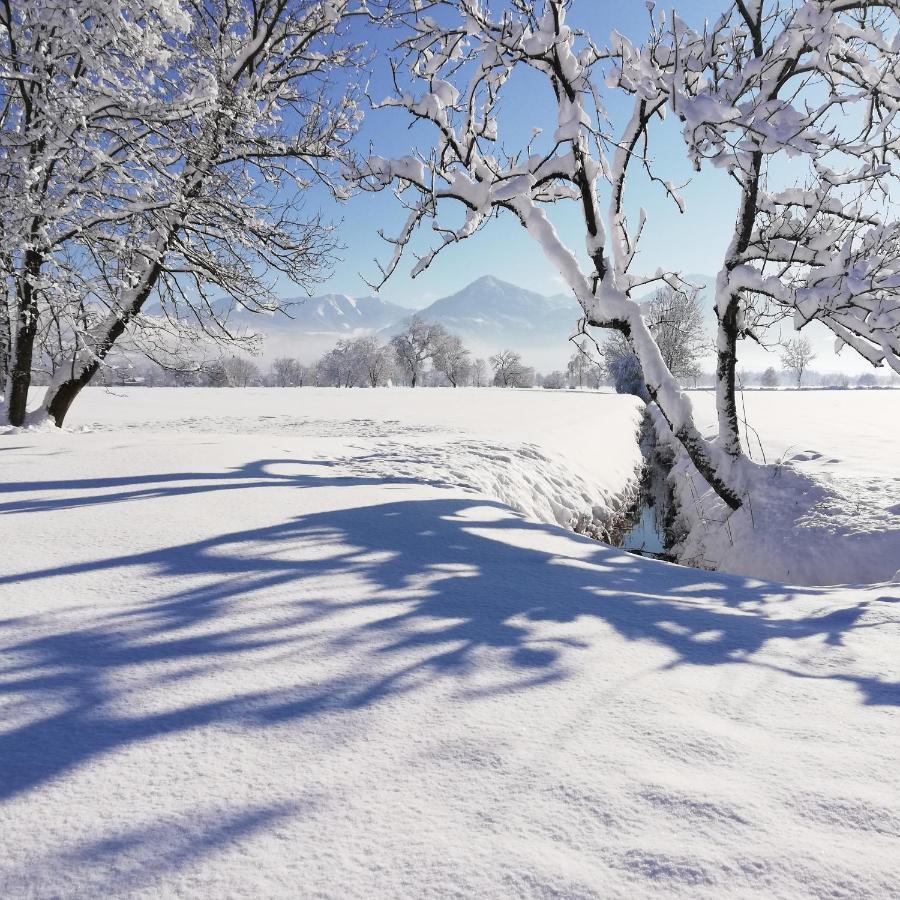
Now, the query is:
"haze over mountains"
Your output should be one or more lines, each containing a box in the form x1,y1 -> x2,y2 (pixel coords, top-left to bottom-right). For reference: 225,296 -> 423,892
247,272 -> 865,374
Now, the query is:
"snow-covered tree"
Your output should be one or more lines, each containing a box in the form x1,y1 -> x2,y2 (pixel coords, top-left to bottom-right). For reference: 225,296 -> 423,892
390,315 -> 446,386
781,337 -> 816,388
471,357 -> 488,387
353,0 -> 749,505
354,336 -> 396,387
318,339 -> 362,387
223,356 -> 261,388
673,0 -> 900,453
760,366 -> 779,389
647,287 -> 706,386
490,350 -> 532,387
432,332 -> 471,387
355,0 -> 900,510
0,0 -> 188,425
272,358 -> 307,387
2,0 -> 375,427
543,370 -> 566,389
567,339 -> 602,390
601,333 -> 647,399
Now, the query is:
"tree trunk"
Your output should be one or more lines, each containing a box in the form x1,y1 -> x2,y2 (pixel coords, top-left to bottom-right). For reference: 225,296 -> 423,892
6,252 -> 42,426
715,293 -> 742,457
42,258 -> 162,426
646,384 -> 744,511
44,362 -> 100,426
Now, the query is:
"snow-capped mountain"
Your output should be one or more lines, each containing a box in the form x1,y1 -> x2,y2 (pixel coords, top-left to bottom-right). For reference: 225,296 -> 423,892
379,275 -> 582,368
219,292 -> 412,360
408,274 -> 578,336
250,274 -> 726,369
281,293 -> 412,333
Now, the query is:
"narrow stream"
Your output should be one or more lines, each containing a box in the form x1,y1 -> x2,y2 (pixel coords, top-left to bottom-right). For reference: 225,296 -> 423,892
620,503 -> 667,557
616,412 -> 676,561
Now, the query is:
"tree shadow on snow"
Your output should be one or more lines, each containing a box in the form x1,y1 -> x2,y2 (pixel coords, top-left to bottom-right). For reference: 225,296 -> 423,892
0,457 -> 897,822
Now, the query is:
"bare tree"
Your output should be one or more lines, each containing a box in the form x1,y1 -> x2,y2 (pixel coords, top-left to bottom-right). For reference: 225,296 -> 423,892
390,316 -> 445,387
223,357 -> 261,388
354,336 -> 395,387
432,333 -> 471,387
271,358 -> 307,387
781,338 -> 816,388
490,350 -> 531,388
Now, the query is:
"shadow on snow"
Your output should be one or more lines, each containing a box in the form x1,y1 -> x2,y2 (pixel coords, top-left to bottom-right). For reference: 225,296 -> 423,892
0,456 -> 897,820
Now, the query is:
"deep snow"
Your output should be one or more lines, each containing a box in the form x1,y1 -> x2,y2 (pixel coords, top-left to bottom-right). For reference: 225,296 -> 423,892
677,390 -> 900,584
1,387 -> 898,898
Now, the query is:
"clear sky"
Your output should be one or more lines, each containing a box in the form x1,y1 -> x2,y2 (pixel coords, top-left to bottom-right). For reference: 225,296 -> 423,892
294,0 -> 737,308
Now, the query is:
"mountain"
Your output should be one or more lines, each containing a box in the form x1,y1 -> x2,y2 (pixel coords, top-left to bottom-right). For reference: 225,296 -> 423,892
226,274 -> 729,370
207,292 -> 413,361
380,275 -> 582,369
278,293 -> 412,334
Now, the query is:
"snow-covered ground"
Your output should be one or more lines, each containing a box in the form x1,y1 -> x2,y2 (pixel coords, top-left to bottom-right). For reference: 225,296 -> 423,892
680,389 -> 900,584
1,387 -> 898,898
59,386 -> 647,538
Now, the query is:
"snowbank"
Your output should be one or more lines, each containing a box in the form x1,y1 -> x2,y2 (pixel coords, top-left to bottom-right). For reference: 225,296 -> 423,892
664,390 -> 900,585
56,386 -> 648,540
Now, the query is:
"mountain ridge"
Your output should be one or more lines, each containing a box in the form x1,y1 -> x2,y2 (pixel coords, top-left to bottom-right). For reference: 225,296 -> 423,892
241,273 -> 718,368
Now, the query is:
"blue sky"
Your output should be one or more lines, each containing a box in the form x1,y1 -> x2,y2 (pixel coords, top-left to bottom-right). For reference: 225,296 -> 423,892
298,1 -> 737,308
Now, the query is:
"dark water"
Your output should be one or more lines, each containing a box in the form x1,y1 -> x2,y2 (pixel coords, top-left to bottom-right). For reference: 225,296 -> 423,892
620,502 -> 666,557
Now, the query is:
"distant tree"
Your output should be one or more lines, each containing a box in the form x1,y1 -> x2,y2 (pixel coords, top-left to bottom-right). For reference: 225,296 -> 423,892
271,358 -> 306,387
202,361 -> 229,388
355,337 -> 395,387
647,286 -> 706,384
390,316 -> 446,387
432,333 -> 471,387
760,367 -> 779,389
781,337 -> 816,388
224,357 -> 260,388
490,350 -> 530,387
857,372 -> 877,388
471,358 -> 488,387
543,371 -> 566,390
317,340 -> 361,387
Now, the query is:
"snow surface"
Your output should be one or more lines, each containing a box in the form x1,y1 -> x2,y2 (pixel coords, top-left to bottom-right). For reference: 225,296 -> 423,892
1,387 -> 898,898
679,390 -> 900,585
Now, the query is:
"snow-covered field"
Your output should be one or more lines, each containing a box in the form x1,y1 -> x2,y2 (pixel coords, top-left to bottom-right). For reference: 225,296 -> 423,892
684,389 -> 900,584
1,387 -> 898,898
